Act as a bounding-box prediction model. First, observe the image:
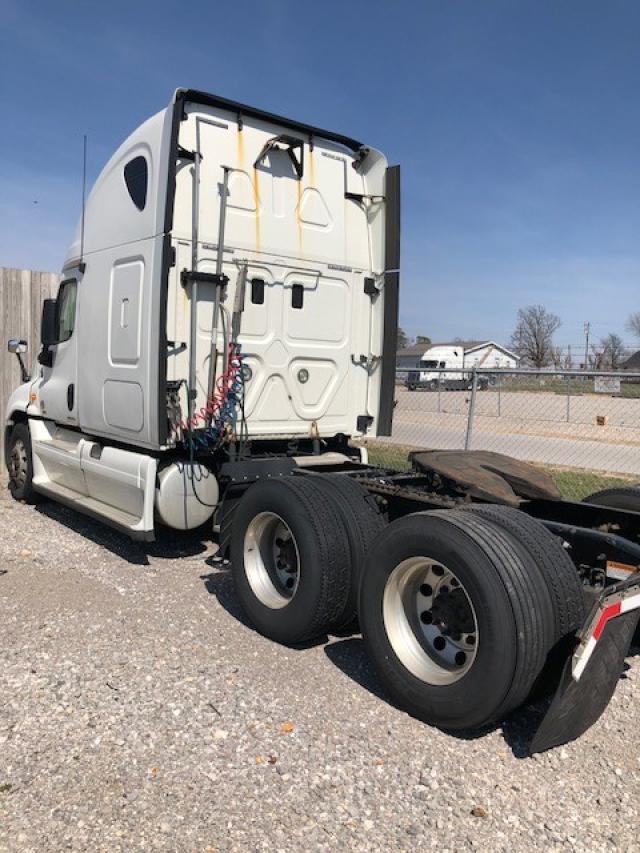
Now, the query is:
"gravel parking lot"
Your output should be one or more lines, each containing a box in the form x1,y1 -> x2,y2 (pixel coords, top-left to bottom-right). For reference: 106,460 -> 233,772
1,479 -> 639,852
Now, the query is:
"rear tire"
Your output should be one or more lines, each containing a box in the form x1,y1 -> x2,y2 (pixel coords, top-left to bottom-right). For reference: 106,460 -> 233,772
462,505 -> 586,694
6,422 -> 39,503
359,510 -> 555,731
230,477 -> 351,645
308,474 -> 386,630
582,486 -> 640,513
463,505 -> 586,638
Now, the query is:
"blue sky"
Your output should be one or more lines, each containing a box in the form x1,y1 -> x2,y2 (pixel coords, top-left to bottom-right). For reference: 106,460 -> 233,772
2,0 -> 640,351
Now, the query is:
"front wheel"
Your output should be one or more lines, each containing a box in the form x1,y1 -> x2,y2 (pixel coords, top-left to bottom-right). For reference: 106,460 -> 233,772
7,422 -> 39,503
359,510 -> 554,731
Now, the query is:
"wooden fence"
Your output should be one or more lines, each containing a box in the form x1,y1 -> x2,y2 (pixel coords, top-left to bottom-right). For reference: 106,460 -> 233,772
1,268 -> 59,462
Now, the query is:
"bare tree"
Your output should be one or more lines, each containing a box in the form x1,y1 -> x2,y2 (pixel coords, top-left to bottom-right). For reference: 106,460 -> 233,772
598,333 -> 627,370
626,312 -> 640,340
588,345 -> 603,370
550,346 -> 564,369
397,326 -> 410,350
509,305 -> 561,368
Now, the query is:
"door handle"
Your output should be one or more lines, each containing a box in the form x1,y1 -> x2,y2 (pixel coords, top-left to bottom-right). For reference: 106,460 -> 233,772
67,383 -> 75,411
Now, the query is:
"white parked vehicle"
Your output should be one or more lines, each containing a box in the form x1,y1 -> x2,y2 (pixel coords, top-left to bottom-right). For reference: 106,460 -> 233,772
406,344 -> 489,391
6,89 -> 640,754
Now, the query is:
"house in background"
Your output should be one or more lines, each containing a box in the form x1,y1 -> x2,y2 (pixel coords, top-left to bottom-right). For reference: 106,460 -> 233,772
462,341 -> 519,369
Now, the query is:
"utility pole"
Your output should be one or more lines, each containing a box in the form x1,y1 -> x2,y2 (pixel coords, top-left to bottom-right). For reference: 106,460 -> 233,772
583,322 -> 590,370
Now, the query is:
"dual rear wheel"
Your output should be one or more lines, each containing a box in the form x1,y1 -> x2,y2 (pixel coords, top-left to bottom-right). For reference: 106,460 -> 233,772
232,476 -> 586,732
360,508 -> 585,730
230,474 -> 385,645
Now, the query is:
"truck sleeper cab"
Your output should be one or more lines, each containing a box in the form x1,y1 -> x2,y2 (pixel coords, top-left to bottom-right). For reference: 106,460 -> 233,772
5,88 -> 400,537
6,89 -> 640,754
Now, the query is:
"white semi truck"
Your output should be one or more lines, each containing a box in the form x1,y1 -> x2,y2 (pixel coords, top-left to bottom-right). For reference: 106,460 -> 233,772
406,344 -> 490,391
6,88 -> 640,753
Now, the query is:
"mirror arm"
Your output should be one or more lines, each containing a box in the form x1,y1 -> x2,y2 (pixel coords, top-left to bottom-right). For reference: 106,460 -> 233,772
16,352 -> 30,383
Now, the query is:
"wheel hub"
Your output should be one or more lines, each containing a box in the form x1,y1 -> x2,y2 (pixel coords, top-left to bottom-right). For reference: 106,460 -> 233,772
383,557 -> 479,686
9,439 -> 28,487
430,588 -> 475,636
244,512 -> 301,609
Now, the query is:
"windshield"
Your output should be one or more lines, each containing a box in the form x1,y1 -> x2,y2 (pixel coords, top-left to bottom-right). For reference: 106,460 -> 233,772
421,360 -> 438,369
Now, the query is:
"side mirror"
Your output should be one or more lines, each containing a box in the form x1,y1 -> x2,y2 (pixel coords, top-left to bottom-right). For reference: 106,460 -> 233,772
8,338 -> 27,354
7,339 -> 30,382
40,299 -> 58,346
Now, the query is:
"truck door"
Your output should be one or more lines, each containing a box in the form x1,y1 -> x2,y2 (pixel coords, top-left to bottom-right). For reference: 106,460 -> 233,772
38,277 -> 79,425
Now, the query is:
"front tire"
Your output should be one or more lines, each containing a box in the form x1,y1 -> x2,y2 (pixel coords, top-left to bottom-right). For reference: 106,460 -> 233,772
359,510 -> 554,731
7,422 -> 39,503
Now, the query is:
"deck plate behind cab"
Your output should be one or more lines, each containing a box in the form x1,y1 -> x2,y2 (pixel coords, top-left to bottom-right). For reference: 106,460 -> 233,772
410,450 -> 562,506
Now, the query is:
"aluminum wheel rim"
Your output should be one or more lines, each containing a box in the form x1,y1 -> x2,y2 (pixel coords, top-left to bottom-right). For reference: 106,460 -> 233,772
243,512 -> 300,609
9,439 -> 28,488
383,556 -> 478,685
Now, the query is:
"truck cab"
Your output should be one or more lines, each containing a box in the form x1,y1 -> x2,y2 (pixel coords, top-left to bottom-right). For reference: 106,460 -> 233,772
5,88 -> 400,538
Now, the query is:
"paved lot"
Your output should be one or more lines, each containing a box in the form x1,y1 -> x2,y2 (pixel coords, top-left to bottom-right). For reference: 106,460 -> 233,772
391,389 -> 640,475
1,482 -> 639,852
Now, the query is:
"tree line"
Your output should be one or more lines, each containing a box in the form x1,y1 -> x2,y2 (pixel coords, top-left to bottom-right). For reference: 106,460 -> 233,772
510,306 -> 636,369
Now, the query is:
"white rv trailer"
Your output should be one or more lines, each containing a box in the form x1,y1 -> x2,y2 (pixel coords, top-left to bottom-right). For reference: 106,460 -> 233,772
5,89 -> 640,752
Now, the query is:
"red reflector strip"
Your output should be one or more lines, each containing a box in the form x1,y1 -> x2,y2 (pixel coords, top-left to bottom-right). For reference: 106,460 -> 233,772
593,602 -> 622,640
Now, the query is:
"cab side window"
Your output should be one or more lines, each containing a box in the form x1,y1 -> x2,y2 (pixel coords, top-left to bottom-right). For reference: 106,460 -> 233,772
124,156 -> 148,211
57,279 -> 77,343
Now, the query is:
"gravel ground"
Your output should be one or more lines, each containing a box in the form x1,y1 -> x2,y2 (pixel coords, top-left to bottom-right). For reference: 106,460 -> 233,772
1,478 -> 639,852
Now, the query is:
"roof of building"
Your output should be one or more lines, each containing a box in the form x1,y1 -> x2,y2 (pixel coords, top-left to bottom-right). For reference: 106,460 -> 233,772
396,343 -> 433,358
622,350 -> 640,370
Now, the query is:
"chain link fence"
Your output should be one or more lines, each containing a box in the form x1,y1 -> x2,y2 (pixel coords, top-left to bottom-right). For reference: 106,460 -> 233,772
363,368 -> 640,500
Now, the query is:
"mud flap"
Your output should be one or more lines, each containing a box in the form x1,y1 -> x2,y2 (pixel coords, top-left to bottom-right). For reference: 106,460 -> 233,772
530,610 -> 639,754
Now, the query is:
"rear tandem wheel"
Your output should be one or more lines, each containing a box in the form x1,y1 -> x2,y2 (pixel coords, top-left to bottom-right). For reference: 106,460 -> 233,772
359,510 -> 561,731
